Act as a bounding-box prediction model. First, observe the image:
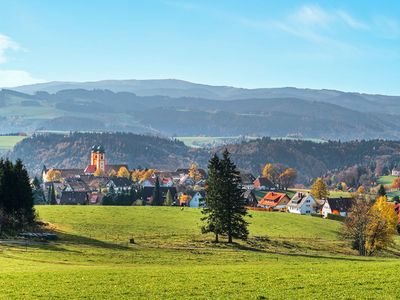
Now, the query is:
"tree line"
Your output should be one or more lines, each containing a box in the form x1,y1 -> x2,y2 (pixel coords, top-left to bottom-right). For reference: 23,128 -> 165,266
0,159 -> 35,233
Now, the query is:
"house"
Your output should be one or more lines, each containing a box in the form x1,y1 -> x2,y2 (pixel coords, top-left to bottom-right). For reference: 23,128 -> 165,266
239,171 -> 256,190
106,177 -> 133,193
179,174 -> 195,186
253,176 -> 276,191
80,175 -> 109,192
243,190 -> 258,207
59,191 -> 89,205
322,197 -> 353,217
63,178 -> 90,192
258,192 -> 290,210
287,192 -> 319,215
392,168 -> 400,176
189,191 -> 206,208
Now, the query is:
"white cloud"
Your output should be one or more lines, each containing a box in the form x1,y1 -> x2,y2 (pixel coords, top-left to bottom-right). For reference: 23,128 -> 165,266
291,5 -> 331,26
0,70 -> 45,88
336,10 -> 369,30
0,34 -> 20,64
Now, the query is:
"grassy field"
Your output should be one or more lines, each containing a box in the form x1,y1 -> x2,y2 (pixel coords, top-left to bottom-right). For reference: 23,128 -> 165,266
378,175 -> 397,186
0,136 -> 26,152
1,206 -> 400,299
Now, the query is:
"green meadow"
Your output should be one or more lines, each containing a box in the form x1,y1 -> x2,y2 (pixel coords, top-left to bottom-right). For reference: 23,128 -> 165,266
0,136 -> 26,152
1,206 -> 400,299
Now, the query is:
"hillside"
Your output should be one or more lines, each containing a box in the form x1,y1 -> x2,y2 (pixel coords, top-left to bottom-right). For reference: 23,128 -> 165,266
12,79 -> 400,114
1,206 -> 400,299
7,132 -> 197,174
7,133 -> 400,182
1,87 -> 400,139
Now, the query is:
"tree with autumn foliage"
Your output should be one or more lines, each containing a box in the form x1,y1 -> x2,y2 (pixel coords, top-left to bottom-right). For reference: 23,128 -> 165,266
310,178 -> 329,200
392,178 -> 400,190
189,163 -> 202,182
366,196 -> 398,255
93,168 -> 104,177
262,163 -> 283,184
278,168 -> 297,189
117,166 -> 130,178
357,186 -> 366,194
342,195 -> 397,256
45,169 -> 61,182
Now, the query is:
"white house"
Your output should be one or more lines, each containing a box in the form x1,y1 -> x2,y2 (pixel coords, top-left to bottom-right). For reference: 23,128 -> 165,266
392,168 -> 400,177
189,191 -> 206,208
287,192 -> 318,215
321,197 -> 353,218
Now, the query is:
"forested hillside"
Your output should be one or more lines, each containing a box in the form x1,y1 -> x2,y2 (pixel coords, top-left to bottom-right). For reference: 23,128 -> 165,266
1,86 -> 400,139
7,132 -> 198,174
6,133 -> 400,184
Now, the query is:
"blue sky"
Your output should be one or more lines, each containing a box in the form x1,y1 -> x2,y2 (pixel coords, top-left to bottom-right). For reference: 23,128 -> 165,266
0,0 -> 399,94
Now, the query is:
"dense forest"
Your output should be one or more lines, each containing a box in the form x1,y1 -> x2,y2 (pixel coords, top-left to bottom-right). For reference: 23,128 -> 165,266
6,133 -> 400,186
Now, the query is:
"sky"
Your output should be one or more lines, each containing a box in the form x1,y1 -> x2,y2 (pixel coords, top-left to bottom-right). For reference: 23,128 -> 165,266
0,0 -> 399,94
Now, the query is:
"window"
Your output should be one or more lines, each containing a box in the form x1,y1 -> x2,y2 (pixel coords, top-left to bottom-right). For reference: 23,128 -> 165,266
306,210 -> 310,214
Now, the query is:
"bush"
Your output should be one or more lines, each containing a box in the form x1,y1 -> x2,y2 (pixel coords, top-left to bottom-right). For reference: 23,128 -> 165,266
311,213 -> 323,218
327,213 -> 346,222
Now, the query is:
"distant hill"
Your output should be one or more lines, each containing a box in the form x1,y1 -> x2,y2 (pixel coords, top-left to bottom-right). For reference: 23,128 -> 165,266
1,87 -> 400,140
12,79 -> 400,113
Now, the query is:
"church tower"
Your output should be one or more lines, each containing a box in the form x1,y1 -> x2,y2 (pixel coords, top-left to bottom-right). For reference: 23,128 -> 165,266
90,145 -> 106,173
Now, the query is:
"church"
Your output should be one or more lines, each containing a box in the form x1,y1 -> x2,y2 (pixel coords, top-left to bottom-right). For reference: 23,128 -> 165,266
42,145 -> 129,181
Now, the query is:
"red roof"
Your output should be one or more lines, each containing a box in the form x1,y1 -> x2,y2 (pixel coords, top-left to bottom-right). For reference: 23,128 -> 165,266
259,192 -> 287,207
84,165 -> 97,174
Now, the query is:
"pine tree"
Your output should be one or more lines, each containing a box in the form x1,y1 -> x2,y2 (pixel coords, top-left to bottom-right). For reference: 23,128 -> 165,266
202,150 -> 249,243
219,149 -> 249,243
202,154 -> 224,242
50,184 -> 57,205
152,176 -> 162,206
378,184 -> 386,197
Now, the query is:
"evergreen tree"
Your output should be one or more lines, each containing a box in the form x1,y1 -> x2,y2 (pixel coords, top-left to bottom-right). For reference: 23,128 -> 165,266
152,176 -> 162,206
14,159 -> 35,223
164,189 -> 173,206
50,184 -> 57,205
201,154 -> 224,242
378,184 -> 386,197
219,149 -> 249,243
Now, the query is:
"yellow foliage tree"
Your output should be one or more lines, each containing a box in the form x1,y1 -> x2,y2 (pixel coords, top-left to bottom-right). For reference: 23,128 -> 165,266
93,168 -> 104,177
108,169 -> 117,177
189,163 -> 202,181
310,177 -> 329,200
45,169 -> 61,182
365,196 -> 398,255
117,166 -> 130,178
357,186 -> 365,194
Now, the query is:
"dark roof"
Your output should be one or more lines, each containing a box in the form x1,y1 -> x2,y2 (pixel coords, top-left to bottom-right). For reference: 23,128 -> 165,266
60,191 -> 88,205
253,176 -> 275,188
91,144 -> 105,153
239,172 -> 255,185
326,197 -> 353,212
64,178 -> 90,192
55,169 -> 84,179
107,177 -> 133,188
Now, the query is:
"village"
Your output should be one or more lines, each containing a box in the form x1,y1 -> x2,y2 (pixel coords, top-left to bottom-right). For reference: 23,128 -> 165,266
37,144 -> 369,220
